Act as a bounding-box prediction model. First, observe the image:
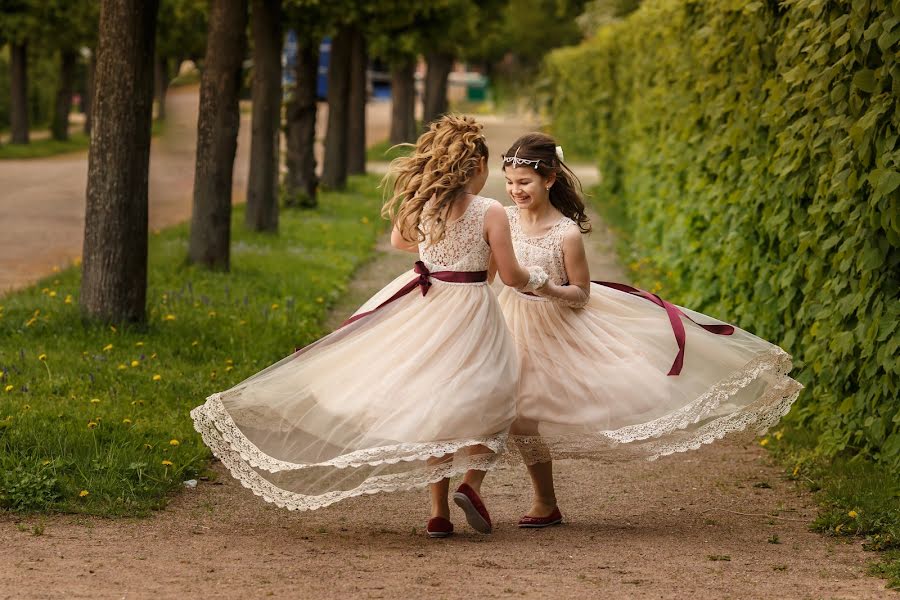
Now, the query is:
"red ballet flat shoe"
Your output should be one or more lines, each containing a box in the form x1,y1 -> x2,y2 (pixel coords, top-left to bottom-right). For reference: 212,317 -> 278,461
426,516 -> 454,538
518,507 -> 563,528
453,483 -> 493,534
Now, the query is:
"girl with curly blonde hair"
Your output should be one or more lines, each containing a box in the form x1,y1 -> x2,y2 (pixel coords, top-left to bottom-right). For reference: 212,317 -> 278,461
191,115 -> 548,538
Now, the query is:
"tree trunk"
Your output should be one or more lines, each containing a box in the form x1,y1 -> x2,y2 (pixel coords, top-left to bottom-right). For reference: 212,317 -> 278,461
245,0 -> 282,232
51,49 -> 77,141
80,0 -> 159,323
284,40 -> 318,208
389,59 -> 416,144
346,27 -> 366,175
321,26 -> 353,189
10,42 -> 29,144
188,0 -> 248,270
423,52 -> 453,127
154,52 -> 170,121
84,50 -> 96,135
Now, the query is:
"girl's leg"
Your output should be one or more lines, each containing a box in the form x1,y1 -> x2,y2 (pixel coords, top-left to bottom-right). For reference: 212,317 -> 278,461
427,454 -> 453,519
461,443 -> 492,493
511,418 -> 558,517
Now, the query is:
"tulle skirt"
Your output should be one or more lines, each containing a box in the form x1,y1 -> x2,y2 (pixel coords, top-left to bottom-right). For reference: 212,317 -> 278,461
191,269 -> 519,510
496,283 -> 803,464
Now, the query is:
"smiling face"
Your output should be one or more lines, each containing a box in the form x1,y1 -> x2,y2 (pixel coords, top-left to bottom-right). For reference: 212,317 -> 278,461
504,166 -> 555,210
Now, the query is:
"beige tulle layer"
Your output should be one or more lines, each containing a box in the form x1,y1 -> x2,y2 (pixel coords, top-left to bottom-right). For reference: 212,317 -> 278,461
496,284 -> 803,465
191,272 -> 519,511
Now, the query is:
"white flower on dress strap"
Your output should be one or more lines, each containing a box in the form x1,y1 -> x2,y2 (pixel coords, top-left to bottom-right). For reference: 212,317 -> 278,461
555,145 -> 564,163
522,265 -> 549,292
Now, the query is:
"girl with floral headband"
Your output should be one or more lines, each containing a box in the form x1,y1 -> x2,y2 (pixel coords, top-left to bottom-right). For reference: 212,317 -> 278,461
478,132 -> 802,527
191,116 -> 549,538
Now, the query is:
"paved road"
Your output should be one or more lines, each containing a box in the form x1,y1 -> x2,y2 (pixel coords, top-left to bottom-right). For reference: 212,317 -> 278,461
0,86 -> 392,295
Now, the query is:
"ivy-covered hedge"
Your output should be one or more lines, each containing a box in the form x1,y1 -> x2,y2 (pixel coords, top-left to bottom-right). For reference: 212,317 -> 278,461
544,0 -> 899,471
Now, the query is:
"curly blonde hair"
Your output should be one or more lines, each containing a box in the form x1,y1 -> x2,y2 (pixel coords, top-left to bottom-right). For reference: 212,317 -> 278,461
381,115 -> 489,246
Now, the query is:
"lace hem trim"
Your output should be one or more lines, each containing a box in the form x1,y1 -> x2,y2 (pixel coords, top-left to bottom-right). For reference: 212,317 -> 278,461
190,395 -> 507,473
194,419 -> 503,511
507,348 -> 802,465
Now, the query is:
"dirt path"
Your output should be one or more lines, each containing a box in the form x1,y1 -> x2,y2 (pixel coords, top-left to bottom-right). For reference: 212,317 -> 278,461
0,116 -> 889,599
0,86 -> 391,295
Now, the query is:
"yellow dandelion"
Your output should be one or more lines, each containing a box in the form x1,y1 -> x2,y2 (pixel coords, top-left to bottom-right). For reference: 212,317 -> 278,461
42,287 -> 50,294
38,353 -> 47,361
130,400 -> 144,406
25,317 -> 37,327
208,311 -> 217,318
64,294 -> 73,304
131,360 -> 139,367
759,438 -> 769,447
22,404 -> 30,410
225,358 -> 234,365
361,216 -> 370,224
52,266 -> 60,273
835,524 -> 843,533
135,341 -> 144,347
271,303 -> 279,310
48,290 -> 57,298
161,460 -> 173,466
4,385 -> 14,393
225,366 -> 234,372
118,363 -> 127,370
110,325 -> 117,333
210,371 -> 217,380
41,459 -> 51,466
238,319 -> 246,326
163,314 -> 176,321
792,465 -> 800,477
193,301 -> 200,308
103,343 -> 113,351
87,421 -> 98,429
32,309 -> 40,316
73,256 -> 82,266
89,398 -> 100,404
316,297 -> 324,304
143,443 -> 153,450
152,374 -> 162,382
122,418 -> 132,425
191,340 -> 199,347
848,510 -> 859,519
169,439 -> 180,446
150,353 -> 157,359
79,490 -> 89,497
774,430 -> 784,441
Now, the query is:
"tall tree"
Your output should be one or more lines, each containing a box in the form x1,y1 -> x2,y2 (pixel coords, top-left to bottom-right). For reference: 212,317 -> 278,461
9,41 -> 29,143
346,26 -> 367,175
245,0 -> 283,232
422,51 -> 452,125
80,0 -> 159,323
320,25 -> 354,189
188,0 -> 248,270
389,57 -> 416,144
283,37 -> 319,207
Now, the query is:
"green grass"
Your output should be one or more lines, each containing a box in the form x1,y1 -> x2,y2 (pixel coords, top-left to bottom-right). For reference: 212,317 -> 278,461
765,426 -> 900,590
0,175 -> 386,517
0,121 -> 165,161
0,132 -> 91,160
365,138 -> 414,163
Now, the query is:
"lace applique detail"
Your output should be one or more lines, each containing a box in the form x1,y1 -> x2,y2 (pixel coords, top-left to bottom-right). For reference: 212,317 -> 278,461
506,206 -> 574,286
419,195 -> 495,272
504,348 -> 803,465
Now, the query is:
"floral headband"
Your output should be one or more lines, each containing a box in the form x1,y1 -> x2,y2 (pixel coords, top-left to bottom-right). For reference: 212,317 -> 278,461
501,145 -> 565,169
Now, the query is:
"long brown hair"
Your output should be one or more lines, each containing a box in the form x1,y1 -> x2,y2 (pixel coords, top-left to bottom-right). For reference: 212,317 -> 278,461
381,115 -> 489,245
502,132 -> 591,233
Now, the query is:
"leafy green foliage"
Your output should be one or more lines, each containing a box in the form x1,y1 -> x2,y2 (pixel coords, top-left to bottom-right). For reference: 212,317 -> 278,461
544,0 -> 899,473
0,175 -> 386,516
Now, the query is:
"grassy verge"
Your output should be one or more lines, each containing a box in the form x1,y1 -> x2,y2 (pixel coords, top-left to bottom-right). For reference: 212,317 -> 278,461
0,174 -> 386,517
590,184 -> 900,591
0,121 -> 165,161
0,132 -> 91,160
366,138 -> 414,163
766,427 -> 900,590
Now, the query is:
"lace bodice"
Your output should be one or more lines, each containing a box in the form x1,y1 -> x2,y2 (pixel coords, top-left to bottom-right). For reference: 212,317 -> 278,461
419,195 -> 496,272
506,206 -> 574,285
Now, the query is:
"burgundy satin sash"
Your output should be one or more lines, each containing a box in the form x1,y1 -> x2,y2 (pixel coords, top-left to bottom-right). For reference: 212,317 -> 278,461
341,260 -> 487,327
591,281 -> 734,376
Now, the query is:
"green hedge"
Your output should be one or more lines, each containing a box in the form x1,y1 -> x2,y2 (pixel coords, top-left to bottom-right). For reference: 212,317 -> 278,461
544,0 -> 899,472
